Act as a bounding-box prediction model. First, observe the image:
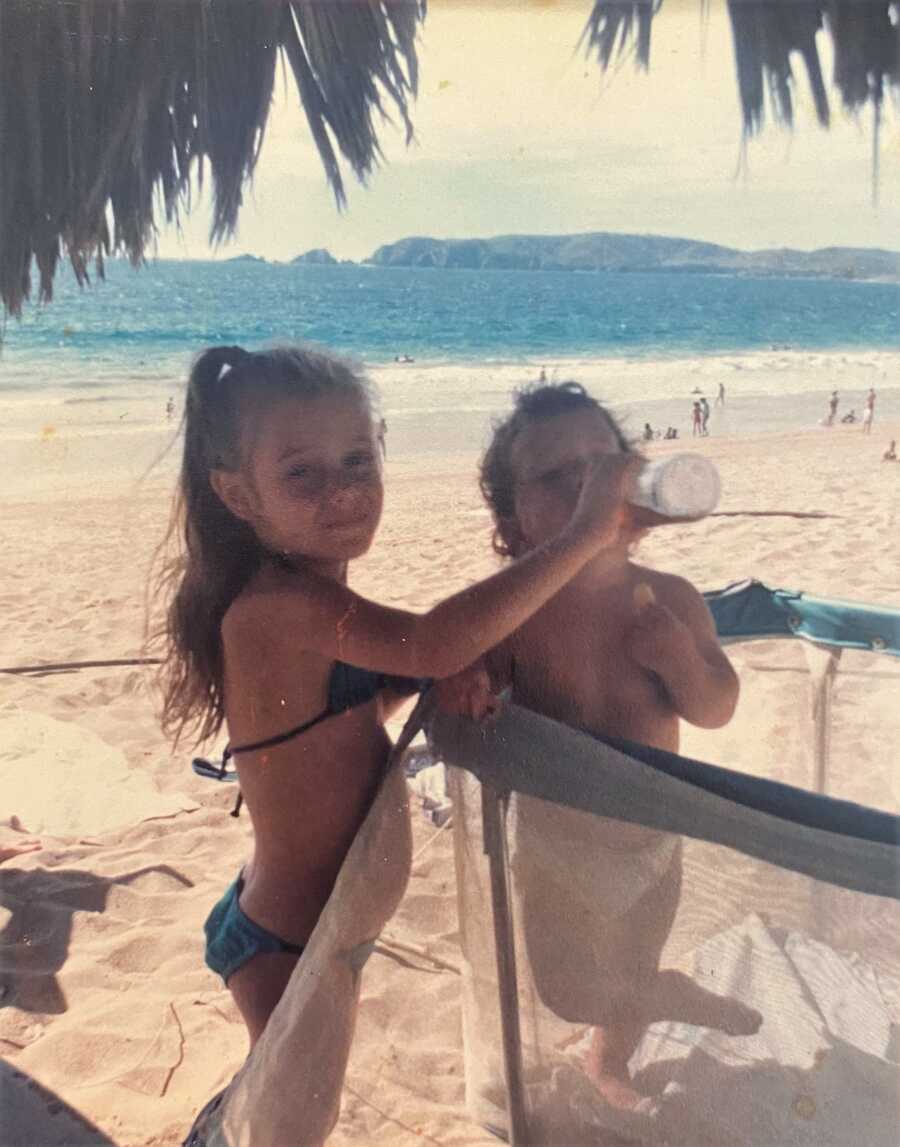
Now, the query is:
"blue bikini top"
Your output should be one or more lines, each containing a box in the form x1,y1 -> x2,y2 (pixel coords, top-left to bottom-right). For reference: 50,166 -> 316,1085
225,662 -> 423,761
192,663 -> 427,817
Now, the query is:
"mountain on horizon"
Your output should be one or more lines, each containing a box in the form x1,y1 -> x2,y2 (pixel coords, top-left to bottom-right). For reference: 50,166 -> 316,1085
364,232 -> 899,282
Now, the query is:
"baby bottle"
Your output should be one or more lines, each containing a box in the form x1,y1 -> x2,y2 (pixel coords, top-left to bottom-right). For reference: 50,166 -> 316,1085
629,453 -> 721,520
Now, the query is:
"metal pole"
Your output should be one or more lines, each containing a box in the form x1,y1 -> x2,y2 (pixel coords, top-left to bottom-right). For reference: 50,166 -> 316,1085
805,644 -> 842,795
481,783 -> 530,1146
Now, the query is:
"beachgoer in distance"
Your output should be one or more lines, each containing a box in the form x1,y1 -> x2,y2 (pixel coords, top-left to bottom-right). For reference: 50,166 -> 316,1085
700,396 -> 711,436
642,422 -> 654,442
883,440 -> 897,462
862,387 -> 876,435
691,400 -> 703,437
716,382 -> 725,406
445,383 -> 761,1111
159,347 -> 638,1077
841,409 -> 857,425
166,396 -> 175,420
826,390 -> 839,427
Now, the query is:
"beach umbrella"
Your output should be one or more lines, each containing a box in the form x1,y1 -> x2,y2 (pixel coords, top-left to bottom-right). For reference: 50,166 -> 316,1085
1,0 -> 897,321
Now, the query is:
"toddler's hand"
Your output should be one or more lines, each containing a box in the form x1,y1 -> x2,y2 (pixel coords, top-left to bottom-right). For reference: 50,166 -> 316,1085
433,661 -> 501,723
629,586 -> 696,672
572,454 -> 643,550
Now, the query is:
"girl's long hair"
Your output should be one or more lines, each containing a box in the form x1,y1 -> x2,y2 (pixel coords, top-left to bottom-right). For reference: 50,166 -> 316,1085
156,344 -> 372,747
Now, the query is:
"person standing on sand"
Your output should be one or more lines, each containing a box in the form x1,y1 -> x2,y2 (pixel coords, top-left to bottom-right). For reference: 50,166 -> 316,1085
692,401 -> 703,437
160,345 -> 638,1143
716,382 -> 725,406
700,396 -> 711,436
449,382 -> 760,1111
862,388 -> 876,434
166,396 -> 175,420
826,390 -> 839,427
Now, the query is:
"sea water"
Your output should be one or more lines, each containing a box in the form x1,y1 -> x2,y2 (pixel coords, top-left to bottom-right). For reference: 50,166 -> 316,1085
1,259 -> 897,477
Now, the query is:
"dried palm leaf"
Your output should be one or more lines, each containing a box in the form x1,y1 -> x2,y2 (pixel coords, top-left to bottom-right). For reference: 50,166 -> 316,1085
0,0 -> 424,317
583,0 -> 899,133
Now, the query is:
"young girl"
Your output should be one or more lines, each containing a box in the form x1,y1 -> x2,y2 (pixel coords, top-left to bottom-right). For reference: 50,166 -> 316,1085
160,347 -> 639,1099
468,381 -> 760,1110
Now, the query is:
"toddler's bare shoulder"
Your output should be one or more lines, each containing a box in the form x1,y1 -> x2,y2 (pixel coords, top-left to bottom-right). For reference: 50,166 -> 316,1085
630,566 -> 706,611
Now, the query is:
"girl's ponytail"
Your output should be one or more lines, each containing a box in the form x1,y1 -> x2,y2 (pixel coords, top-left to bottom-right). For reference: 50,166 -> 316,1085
158,343 -> 374,746
160,346 -> 265,745
190,346 -> 247,394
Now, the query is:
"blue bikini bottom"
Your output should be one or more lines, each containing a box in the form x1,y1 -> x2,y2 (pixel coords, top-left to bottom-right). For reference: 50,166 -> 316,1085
204,874 -> 305,984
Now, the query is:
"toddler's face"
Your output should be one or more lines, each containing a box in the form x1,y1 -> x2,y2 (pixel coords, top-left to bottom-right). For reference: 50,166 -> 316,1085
235,392 -> 384,562
508,409 -> 626,552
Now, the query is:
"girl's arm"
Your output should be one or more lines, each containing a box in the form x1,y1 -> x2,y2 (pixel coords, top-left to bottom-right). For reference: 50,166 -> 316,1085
226,454 -> 641,681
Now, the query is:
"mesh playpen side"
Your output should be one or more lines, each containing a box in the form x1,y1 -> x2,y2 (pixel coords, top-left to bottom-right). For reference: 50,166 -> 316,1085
432,583 -> 900,1146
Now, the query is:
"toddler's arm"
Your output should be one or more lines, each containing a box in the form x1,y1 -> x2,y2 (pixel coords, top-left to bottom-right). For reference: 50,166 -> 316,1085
629,578 -> 738,729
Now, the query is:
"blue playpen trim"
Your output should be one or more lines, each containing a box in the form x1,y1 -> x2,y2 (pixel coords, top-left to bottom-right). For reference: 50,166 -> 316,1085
704,579 -> 900,655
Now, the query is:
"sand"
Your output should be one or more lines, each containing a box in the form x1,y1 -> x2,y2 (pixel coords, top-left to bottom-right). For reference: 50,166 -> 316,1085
1,413 -> 898,1146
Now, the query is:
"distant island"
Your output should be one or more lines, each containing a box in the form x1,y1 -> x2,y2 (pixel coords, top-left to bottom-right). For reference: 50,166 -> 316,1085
226,233 -> 898,281
292,248 -> 338,266
364,232 -> 899,282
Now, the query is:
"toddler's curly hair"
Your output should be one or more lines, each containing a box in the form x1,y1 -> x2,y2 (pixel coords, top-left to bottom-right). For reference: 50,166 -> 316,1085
479,381 -> 634,557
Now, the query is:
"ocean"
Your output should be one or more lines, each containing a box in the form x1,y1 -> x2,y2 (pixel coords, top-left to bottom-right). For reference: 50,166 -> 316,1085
2,259 -> 898,487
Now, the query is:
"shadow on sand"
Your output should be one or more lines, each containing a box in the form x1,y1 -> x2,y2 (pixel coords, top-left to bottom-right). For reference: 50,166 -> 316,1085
0,865 -> 192,1014
0,1060 -> 118,1146
631,1034 -> 900,1145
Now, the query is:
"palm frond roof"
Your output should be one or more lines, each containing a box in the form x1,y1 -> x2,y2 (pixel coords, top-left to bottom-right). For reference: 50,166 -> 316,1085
1,0 -> 896,319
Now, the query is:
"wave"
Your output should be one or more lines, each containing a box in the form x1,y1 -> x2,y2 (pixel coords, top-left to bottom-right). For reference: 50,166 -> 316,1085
63,392 -> 160,405
63,395 -> 119,405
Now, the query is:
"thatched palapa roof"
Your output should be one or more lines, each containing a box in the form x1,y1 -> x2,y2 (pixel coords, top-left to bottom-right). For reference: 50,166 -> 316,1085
584,0 -> 899,202
0,0 -> 423,318
584,1 -> 899,136
1,1 -> 897,321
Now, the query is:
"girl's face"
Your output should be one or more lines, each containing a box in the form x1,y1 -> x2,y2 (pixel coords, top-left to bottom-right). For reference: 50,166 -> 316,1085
505,408 -> 627,554
217,391 -> 384,563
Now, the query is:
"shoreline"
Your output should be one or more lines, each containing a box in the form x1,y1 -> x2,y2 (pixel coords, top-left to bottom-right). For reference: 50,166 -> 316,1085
4,341 -> 900,376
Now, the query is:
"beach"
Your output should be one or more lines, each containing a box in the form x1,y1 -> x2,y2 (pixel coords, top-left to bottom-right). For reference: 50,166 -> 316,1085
1,362 -> 899,1145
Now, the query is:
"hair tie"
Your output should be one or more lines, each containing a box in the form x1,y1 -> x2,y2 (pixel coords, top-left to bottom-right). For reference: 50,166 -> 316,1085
219,346 -> 248,377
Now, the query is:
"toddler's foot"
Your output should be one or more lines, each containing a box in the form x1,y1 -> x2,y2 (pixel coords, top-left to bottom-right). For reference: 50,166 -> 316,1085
585,1043 -> 645,1111
589,1070 -> 646,1112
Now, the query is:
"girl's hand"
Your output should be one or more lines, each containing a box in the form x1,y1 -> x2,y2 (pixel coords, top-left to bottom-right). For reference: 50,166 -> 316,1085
571,454 -> 643,549
433,661 -> 501,722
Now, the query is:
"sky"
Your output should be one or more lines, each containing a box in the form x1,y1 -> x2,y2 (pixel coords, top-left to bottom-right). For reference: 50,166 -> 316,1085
156,0 -> 900,262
